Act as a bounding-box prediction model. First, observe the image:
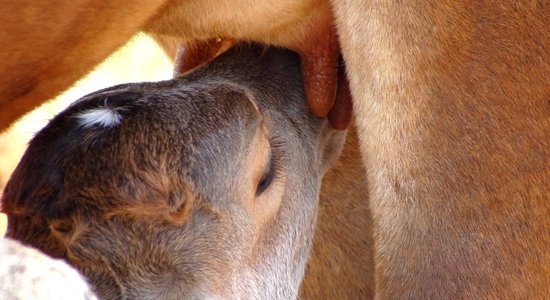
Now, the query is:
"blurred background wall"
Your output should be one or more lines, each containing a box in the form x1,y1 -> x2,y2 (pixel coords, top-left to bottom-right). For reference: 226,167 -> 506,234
0,33 -> 174,236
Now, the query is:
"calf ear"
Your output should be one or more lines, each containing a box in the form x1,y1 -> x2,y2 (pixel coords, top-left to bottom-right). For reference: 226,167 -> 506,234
319,122 -> 348,174
318,58 -> 352,173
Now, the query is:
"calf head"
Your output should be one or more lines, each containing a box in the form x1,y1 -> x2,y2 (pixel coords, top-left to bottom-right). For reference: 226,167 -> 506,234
1,44 -> 345,299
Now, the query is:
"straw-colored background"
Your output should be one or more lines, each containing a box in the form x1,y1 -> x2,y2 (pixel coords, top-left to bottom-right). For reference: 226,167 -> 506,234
0,33 -> 173,236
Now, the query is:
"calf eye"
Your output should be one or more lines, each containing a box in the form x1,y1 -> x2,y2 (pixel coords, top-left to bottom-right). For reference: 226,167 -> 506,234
256,154 -> 274,195
256,138 -> 284,196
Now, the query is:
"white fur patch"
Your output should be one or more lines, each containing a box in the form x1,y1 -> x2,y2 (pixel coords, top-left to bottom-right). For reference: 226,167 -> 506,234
76,107 -> 122,128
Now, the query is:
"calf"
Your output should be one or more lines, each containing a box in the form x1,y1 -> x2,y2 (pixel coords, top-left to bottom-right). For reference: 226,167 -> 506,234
2,44 -> 346,299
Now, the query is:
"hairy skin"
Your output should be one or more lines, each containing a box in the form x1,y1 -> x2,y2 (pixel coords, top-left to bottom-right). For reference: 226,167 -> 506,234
331,1 -> 550,298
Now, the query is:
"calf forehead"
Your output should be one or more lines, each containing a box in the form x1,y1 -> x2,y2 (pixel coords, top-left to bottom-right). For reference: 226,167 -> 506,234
9,83 -> 260,215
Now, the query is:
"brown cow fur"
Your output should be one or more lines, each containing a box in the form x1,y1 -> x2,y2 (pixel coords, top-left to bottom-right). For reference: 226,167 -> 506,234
0,0 -> 169,130
331,0 -> 550,298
